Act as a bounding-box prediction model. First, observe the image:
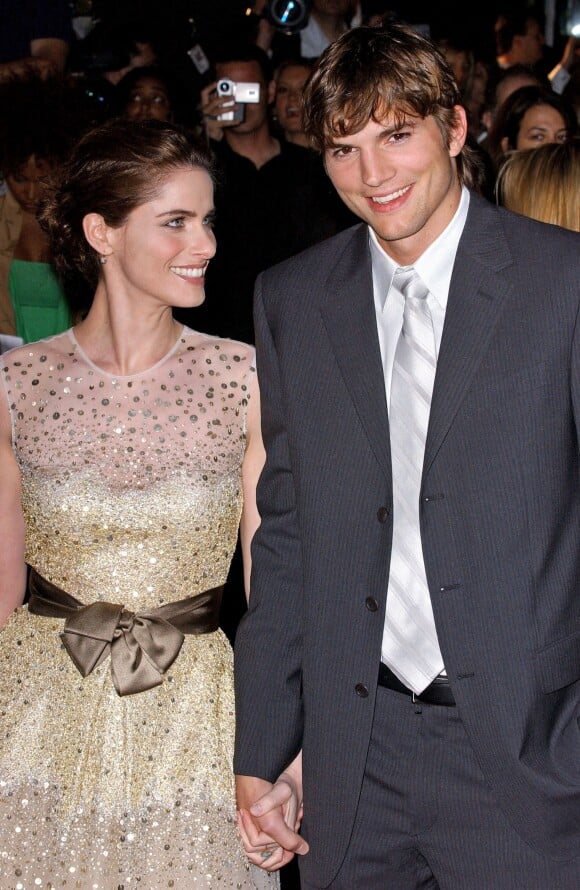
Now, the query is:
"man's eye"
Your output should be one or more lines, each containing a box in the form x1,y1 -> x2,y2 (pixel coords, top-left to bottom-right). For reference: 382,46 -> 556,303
390,130 -> 411,142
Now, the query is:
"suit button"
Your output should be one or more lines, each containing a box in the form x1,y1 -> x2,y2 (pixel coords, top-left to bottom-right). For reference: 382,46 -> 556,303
377,506 -> 390,523
355,683 -> 369,698
365,597 -> 379,612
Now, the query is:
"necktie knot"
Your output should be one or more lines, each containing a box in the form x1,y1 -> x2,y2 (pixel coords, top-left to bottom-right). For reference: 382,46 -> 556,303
394,267 -> 429,303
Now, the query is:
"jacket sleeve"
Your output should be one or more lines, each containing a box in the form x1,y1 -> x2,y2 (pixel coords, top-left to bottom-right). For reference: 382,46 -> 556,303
233,275 -> 304,780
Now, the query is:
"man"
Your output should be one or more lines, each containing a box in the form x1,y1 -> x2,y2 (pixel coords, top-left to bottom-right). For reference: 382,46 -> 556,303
234,21 -> 580,890
493,5 -> 578,96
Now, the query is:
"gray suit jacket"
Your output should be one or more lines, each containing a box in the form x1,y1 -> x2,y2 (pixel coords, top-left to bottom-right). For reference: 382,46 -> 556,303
234,192 -> 580,886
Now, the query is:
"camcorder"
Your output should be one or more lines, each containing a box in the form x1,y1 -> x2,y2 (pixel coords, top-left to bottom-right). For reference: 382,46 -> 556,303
215,78 -> 261,123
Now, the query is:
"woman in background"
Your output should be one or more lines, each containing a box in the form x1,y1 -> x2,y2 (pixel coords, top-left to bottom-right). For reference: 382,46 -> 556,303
486,83 -> 578,172
272,57 -> 313,148
496,138 -> 580,231
0,73 -> 89,341
0,118 -> 276,889
114,63 -> 197,128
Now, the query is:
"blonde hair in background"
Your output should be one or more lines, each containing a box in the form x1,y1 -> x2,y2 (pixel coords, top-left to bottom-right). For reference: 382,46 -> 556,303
496,140 -> 580,232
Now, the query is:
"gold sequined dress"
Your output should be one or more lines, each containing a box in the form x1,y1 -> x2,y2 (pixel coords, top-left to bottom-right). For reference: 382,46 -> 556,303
0,327 -> 278,890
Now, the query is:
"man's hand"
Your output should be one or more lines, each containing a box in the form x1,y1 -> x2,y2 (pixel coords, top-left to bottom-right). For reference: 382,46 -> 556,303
199,81 -> 241,141
236,773 -> 309,871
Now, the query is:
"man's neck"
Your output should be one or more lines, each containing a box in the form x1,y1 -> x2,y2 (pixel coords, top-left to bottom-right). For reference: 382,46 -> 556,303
225,124 -> 281,169
311,9 -> 346,41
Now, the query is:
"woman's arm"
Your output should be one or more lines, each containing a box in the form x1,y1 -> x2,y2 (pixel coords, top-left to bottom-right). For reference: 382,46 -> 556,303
240,368 -> 266,601
0,378 -> 27,627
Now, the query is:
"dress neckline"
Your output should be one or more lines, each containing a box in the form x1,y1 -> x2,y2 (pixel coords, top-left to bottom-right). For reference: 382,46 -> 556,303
67,325 -> 187,380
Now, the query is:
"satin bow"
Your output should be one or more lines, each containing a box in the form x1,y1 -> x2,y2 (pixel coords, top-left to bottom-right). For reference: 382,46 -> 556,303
27,568 -> 223,697
61,602 -> 185,696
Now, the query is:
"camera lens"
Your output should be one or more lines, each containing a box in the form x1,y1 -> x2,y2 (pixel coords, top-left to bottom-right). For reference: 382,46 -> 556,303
268,0 -> 310,31
219,81 -> 229,92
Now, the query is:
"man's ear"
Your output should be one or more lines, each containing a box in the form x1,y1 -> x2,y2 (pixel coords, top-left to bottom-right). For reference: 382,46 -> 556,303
500,136 -> 509,155
82,212 -> 113,259
449,104 -> 468,158
267,78 -> 276,104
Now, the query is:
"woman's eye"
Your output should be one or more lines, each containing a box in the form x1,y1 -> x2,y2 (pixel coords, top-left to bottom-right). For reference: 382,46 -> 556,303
166,217 -> 185,228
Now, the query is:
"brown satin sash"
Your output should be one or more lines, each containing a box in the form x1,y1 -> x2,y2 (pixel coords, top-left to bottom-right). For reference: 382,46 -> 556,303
27,568 -> 223,697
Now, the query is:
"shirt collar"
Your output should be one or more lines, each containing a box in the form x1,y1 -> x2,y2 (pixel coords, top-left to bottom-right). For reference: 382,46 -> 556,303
370,186 -> 470,311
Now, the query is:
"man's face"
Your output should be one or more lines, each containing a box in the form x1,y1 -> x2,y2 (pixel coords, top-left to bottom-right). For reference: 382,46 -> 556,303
514,19 -> 545,66
215,60 -> 274,135
324,108 -> 466,266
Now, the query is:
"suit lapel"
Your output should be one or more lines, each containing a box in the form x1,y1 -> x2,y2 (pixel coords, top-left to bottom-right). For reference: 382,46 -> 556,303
318,198 -> 515,483
424,195 -> 514,473
320,225 -> 393,484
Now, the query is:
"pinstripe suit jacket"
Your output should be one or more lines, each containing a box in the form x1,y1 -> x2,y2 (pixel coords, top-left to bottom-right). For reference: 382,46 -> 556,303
234,191 -> 580,886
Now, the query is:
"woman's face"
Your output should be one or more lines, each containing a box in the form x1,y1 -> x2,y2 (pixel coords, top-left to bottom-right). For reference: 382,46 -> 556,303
124,76 -> 172,122
274,65 -> 310,137
103,167 -> 216,311
515,103 -> 569,150
6,155 -> 52,215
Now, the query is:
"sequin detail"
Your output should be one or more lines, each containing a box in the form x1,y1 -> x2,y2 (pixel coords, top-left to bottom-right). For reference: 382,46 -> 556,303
0,328 -> 277,889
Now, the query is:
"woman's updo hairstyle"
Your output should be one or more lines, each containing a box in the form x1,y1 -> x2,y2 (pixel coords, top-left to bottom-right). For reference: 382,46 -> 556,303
40,118 -> 215,286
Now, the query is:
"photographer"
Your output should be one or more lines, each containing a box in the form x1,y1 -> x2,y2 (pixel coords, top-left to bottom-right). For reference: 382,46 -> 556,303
189,42 -> 354,346
249,0 -> 358,66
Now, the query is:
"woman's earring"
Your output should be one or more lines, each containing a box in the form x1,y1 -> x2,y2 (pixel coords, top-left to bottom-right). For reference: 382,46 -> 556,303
99,255 -> 107,265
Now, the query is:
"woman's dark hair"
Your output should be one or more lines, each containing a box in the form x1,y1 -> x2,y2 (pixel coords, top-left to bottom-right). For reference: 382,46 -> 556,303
487,84 -> 578,167
0,72 -> 92,175
39,118 -> 216,287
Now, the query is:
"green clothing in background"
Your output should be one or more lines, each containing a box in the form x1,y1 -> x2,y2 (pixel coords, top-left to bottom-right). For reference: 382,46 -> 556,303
9,259 -> 71,343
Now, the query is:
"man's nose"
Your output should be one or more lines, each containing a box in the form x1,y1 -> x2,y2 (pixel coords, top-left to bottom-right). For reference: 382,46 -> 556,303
360,150 -> 393,187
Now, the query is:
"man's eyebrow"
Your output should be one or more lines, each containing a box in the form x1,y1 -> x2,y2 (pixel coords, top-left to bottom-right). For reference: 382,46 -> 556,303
326,119 -> 416,148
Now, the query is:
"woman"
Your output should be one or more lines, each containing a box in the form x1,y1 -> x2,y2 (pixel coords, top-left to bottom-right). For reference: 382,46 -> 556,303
0,118 -> 276,889
0,73 -> 89,342
496,138 -> 580,231
486,83 -> 578,171
272,58 -> 313,147
114,63 -> 196,127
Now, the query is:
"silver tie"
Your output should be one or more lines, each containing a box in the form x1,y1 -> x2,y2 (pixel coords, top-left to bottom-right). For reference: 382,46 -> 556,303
381,267 -> 444,693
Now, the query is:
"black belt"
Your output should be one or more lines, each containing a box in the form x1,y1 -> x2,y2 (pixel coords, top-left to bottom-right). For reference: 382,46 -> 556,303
378,662 -> 456,706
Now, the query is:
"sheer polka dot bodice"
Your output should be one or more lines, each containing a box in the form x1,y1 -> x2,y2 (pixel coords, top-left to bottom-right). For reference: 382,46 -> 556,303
1,326 -> 255,607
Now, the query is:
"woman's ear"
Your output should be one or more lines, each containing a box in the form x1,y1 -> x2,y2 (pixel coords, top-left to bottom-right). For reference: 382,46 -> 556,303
82,213 -> 112,259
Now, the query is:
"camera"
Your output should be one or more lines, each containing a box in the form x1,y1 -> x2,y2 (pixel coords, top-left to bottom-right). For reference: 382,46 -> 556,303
265,0 -> 311,33
215,78 -> 261,122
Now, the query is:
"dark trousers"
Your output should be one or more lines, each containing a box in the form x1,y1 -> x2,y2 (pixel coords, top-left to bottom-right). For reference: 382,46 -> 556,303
301,684 -> 580,889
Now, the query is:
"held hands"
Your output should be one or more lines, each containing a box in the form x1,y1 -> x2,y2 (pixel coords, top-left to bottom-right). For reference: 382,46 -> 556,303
236,753 -> 309,871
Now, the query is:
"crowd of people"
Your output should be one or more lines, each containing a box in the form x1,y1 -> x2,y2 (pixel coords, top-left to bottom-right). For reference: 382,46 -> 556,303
0,1 -> 580,889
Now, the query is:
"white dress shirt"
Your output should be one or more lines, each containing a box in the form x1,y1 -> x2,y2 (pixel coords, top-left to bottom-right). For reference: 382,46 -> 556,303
370,186 -> 470,401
